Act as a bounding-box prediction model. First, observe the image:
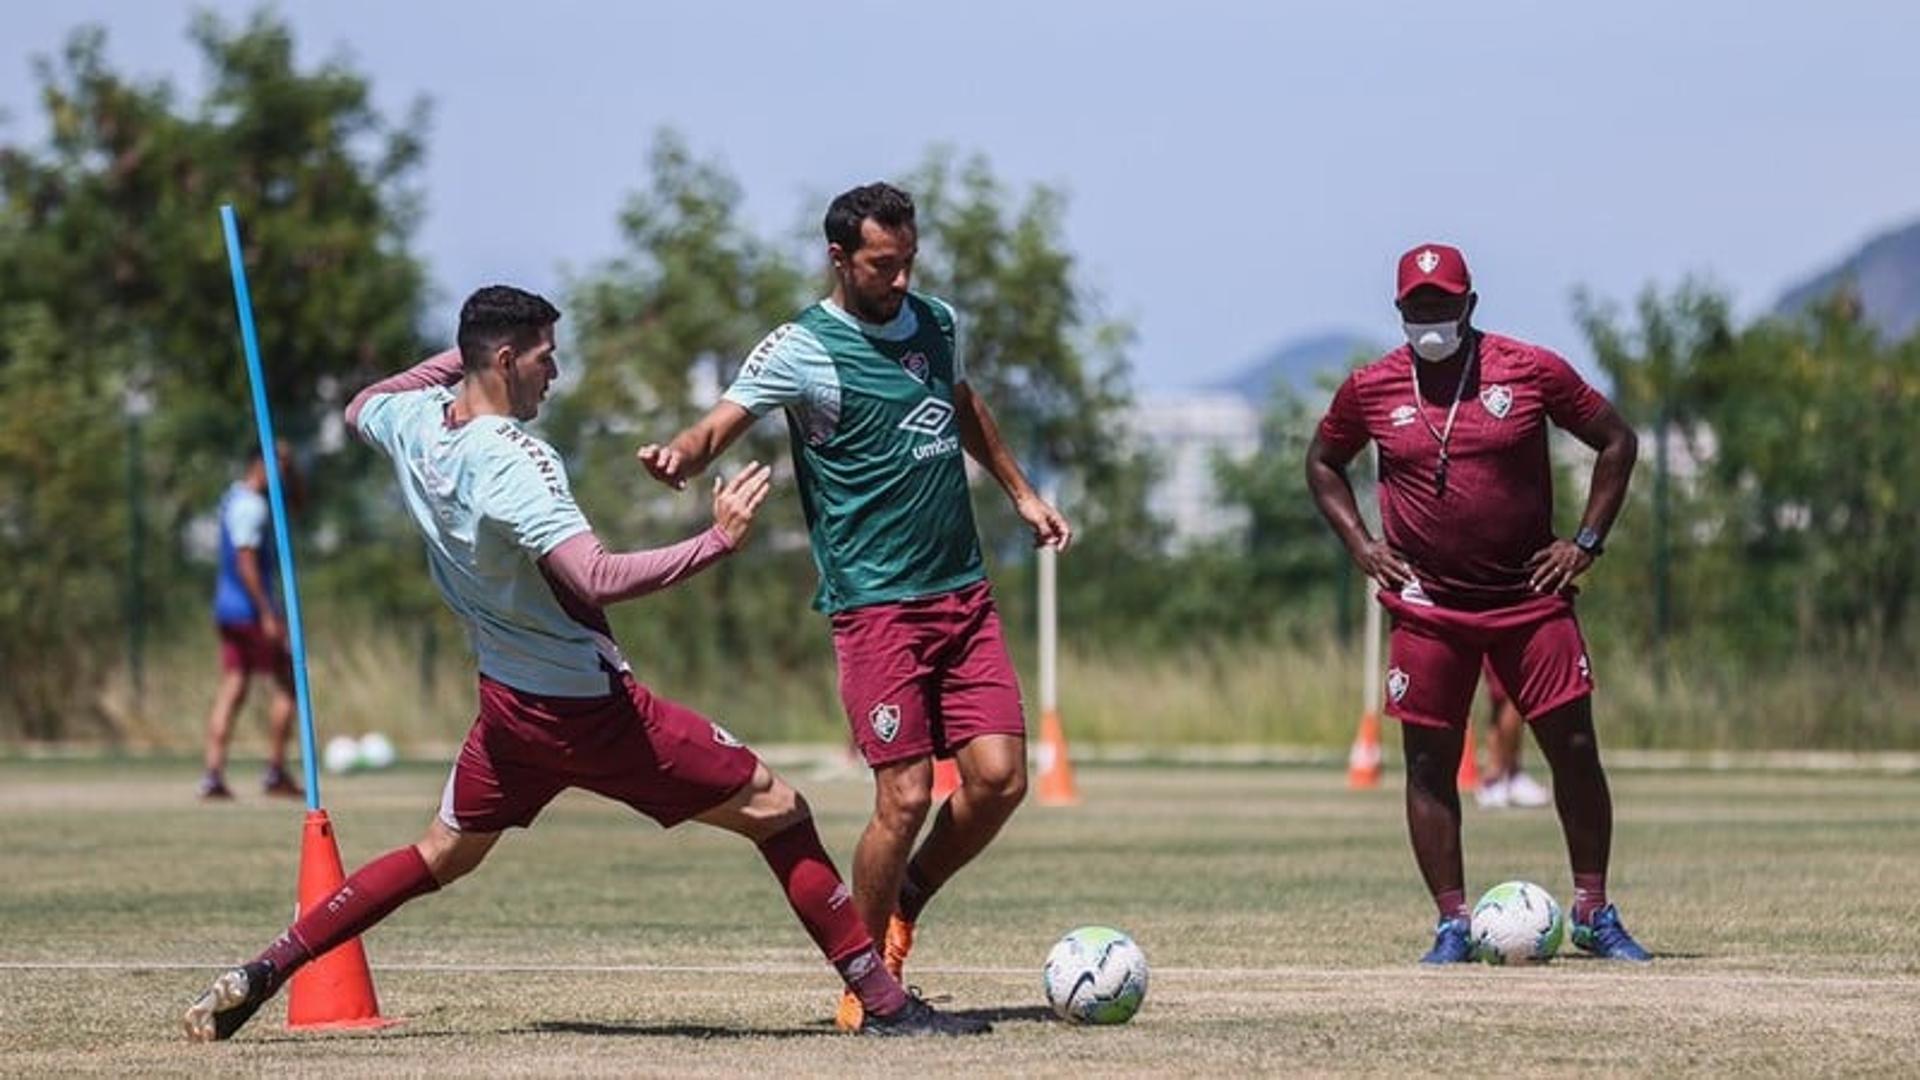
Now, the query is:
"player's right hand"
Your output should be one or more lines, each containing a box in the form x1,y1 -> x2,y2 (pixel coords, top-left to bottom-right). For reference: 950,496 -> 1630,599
260,613 -> 286,647
712,462 -> 773,548
1353,539 -> 1417,592
637,444 -> 689,490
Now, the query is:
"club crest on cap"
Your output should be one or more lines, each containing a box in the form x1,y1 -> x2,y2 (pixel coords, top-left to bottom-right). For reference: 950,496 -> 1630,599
1416,249 -> 1441,274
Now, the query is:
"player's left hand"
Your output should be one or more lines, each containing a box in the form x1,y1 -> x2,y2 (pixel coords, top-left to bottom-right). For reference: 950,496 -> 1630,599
1016,493 -> 1073,552
1527,539 -> 1593,594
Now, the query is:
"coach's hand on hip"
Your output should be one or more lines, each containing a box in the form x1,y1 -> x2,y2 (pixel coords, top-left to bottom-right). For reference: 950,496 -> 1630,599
712,462 -> 773,548
1353,538 -> 1417,592
1528,539 -> 1593,594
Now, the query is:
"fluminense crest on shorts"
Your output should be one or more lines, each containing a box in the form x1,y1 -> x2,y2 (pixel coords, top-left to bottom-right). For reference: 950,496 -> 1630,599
1480,383 -> 1513,419
1386,666 -> 1410,703
869,702 -> 902,743
1416,248 -> 1441,274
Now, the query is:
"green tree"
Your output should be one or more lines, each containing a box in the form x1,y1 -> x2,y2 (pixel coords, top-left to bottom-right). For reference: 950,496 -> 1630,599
1204,385 -> 1355,639
0,12 -> 432,734
1576,281 -> 1920,661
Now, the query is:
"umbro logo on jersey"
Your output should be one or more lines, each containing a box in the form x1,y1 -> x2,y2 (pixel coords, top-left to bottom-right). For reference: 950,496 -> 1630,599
1480,384 -> 1513,419
1391,404 -> 1419,427
897,397 -> 953,437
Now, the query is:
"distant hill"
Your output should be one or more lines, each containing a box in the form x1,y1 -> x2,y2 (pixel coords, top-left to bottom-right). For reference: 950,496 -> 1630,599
1774,219 -> 1920,341
1211,330 -> 1380,402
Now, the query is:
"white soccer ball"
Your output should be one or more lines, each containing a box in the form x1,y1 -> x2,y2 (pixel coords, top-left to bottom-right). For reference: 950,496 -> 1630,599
1471,880 -> 1565,965
1043,926 -> 1149,1024
357,732 -> 396,770
323,735 -> 361,775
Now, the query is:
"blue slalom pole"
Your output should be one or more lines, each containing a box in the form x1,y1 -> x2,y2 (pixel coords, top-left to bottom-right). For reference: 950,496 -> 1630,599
220,204 -> 322,811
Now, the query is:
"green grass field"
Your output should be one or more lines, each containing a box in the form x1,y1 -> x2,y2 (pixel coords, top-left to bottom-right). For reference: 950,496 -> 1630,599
2,758 -> 1917,1076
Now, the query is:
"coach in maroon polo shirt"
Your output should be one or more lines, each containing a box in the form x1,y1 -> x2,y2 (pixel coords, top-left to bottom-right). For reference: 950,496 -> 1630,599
1306,244 -> 1652,963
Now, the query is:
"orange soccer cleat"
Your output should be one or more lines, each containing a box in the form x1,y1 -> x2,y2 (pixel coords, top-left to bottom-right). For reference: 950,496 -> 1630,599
835,988 -> 865,1032
883,914 -> 916,980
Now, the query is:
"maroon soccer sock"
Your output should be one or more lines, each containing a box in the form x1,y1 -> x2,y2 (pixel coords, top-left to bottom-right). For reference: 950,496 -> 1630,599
254,844 -> 440,991
1435,887 -> 1470,922
835,946 -> 909,1016
1572,872 -> 1607,923
756,820 -> 907,1015
896,862 -> 936,924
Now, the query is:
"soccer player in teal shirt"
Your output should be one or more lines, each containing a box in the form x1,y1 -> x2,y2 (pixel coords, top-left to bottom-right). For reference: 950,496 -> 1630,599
640,183 -> 1071,1028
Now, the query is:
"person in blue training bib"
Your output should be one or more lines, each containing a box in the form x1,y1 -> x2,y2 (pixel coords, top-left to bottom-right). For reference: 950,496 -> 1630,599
198,443 -> 304,801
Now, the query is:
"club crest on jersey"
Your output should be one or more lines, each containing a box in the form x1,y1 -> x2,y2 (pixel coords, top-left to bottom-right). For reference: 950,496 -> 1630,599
869,703 -> 902,743
709,722 -> 744,748
1416,249 -> 1441,274
900,351 -> 930,384
1480,384 -> 1513,419
1386,667 -> 1411,703
1391,404 -> 1419,427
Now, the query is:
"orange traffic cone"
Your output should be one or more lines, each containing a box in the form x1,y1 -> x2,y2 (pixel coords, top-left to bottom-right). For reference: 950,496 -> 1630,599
286,810 -> 398,1031
931,757 -> 961,801
1035,709 -> 1080,806
1347,710 -> 1383,789
1457,724 -> 1481,793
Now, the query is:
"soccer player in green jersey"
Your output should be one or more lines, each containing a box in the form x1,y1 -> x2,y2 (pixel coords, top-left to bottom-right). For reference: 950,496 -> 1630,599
639,182 -> 1070,1028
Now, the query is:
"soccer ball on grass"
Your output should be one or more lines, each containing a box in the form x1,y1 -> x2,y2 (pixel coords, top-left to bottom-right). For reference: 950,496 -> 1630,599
1470,880 -> 1565,964
1042,926 -> 1149,1024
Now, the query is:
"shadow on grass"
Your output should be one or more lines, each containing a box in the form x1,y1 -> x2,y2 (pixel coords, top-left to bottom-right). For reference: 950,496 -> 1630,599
525,1020 -> 836,1041
1559,951 -> 1710,962
946,1004 -> 1057,1025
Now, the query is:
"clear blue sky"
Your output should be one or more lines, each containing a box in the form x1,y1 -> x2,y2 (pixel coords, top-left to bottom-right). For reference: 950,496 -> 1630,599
4,1 -> 1916,389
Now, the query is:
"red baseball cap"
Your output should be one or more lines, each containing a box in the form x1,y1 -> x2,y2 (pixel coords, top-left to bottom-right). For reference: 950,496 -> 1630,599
1395,243 -> 1471,301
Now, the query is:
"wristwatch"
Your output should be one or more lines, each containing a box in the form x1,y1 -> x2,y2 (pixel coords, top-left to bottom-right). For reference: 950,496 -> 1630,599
1573,526 -> 1605,557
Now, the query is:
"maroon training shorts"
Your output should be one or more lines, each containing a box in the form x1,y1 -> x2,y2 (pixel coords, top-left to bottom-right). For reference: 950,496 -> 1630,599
438,673 -> 759,833
830,580 -> 1026,768
1379,590 -> 1593,729
216,621 -> 292,681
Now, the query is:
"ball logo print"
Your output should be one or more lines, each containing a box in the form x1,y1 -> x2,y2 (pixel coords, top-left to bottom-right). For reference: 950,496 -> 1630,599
1416,248 -> 1441,274
1386,667 -> 1410,703
869,702 -> 901,743
1480,384 -> 1513,419
896,396 -> 954,437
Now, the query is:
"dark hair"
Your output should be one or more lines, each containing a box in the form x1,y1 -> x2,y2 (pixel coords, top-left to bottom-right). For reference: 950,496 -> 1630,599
457,285 -> 561,371
823,182 -> 916,253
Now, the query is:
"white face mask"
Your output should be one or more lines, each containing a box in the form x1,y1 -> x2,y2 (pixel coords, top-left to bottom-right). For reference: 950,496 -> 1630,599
1404,320 -> 1464,362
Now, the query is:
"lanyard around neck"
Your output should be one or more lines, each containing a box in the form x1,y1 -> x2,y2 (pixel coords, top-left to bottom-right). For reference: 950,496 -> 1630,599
1407,342 -> 1476,494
